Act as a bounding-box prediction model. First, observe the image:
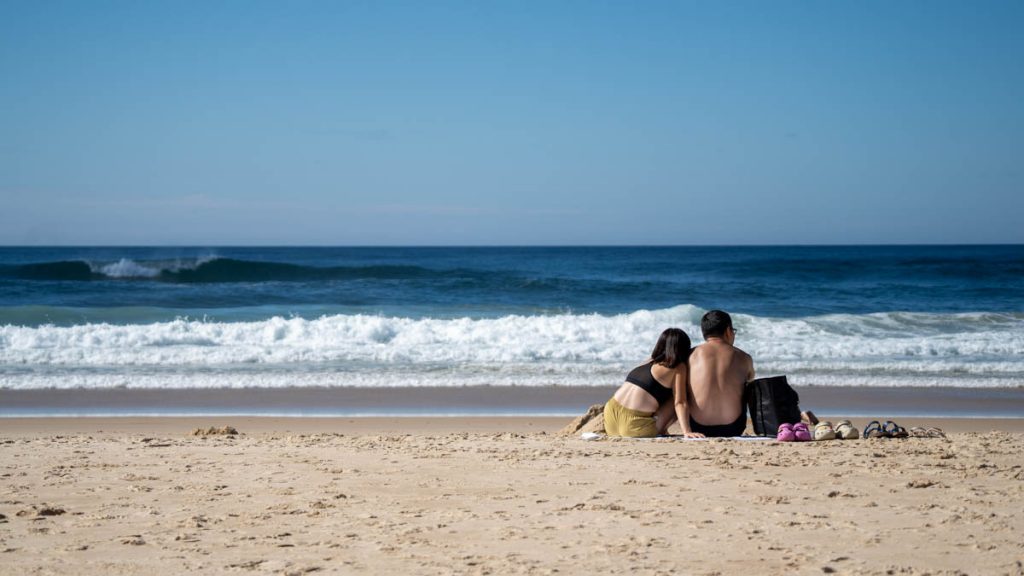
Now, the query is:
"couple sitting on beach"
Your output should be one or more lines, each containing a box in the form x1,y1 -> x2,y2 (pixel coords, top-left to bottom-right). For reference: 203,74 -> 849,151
604,310 -> 753,438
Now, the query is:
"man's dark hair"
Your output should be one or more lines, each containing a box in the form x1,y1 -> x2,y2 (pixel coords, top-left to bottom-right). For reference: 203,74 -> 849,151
701,310 -> 733,339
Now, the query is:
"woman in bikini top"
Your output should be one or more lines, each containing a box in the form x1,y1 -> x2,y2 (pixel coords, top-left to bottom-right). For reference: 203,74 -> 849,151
604,328 -> 701,438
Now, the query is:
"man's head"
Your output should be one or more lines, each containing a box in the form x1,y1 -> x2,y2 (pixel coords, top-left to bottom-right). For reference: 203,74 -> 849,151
701,310 -> 735,342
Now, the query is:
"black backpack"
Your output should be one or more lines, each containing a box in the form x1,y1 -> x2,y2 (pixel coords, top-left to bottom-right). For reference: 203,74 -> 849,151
745,375 -> 801,436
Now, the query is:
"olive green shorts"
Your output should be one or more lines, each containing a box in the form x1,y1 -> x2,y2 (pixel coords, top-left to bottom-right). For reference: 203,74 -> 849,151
603,397 -> 658,438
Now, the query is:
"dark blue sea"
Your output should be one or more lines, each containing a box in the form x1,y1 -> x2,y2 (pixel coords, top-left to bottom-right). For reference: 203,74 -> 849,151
1,246 -> 1022,411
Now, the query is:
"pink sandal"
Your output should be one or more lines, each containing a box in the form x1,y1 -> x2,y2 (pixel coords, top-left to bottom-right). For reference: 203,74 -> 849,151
776,423 -> 795,442
793,422 -> 812,442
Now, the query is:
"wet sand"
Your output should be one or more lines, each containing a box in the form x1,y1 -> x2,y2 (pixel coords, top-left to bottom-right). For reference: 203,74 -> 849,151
2,416 -> 1023,575
4,385 -> 1024,418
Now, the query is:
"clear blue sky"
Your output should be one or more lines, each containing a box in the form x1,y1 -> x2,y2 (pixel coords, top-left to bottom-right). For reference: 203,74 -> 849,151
1,0 -> 1021,245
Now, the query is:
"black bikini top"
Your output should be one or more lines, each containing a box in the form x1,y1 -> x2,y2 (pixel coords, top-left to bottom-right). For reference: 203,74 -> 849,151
625,362 -> 673,405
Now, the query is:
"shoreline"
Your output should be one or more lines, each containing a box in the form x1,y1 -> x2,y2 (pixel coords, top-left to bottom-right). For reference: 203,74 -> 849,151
3,384 -> 1024,418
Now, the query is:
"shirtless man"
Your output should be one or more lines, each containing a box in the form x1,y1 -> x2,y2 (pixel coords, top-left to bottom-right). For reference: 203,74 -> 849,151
683,310 -> 754,438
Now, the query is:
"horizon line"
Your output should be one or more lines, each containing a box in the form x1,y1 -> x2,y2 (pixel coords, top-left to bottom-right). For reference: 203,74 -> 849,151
1,242 -> 1022,249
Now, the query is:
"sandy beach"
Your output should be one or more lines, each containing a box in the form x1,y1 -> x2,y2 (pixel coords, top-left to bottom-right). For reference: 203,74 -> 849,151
2,417 -> 1023,575
4,0 -> 1023,571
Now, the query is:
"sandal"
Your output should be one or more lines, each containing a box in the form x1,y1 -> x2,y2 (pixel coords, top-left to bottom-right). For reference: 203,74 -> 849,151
909,426 -> 946,438
813,421 -> 836,441
834,420 -> 860,440
776,423 -> 795,442
883,420 -> 908,438
801,410 -> 820,426
862,420 -> 886,439
793,422 -> 812,442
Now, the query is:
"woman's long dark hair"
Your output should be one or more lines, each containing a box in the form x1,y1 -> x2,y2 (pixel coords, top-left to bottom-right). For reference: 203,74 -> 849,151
651,328 -> 692,368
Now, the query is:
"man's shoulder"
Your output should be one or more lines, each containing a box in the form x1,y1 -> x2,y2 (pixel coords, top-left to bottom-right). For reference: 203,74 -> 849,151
692,342 -> 750,358
689,343 -> 715,360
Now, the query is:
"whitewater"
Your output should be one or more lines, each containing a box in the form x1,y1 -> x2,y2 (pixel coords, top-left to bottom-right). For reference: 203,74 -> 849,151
2,305 -> 1022,390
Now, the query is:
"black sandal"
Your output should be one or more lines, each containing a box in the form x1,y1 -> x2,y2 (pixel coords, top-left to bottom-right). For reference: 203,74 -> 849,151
862,420 -> 886,439
883,420 -> 908,438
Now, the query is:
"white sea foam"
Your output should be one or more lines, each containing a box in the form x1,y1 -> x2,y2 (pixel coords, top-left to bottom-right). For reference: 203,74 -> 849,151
1,369 -> 1018,391
1,305 -> 1022,389
95,259 -> 161,278
89,256 -> 217,279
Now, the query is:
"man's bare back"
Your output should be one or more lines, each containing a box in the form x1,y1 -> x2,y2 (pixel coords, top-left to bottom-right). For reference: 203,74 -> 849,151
688,310 -> 755,428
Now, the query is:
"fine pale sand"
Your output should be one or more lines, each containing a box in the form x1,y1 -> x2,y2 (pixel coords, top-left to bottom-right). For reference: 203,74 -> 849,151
2,417 -> 1023,575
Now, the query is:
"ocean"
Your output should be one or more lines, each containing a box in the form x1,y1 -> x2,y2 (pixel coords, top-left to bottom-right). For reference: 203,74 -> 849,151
1,245 -> 1022,417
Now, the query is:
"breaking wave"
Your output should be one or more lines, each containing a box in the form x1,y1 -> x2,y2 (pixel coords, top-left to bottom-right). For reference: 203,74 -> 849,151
0,257 -> 459,283
1,305 -> 1022,390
